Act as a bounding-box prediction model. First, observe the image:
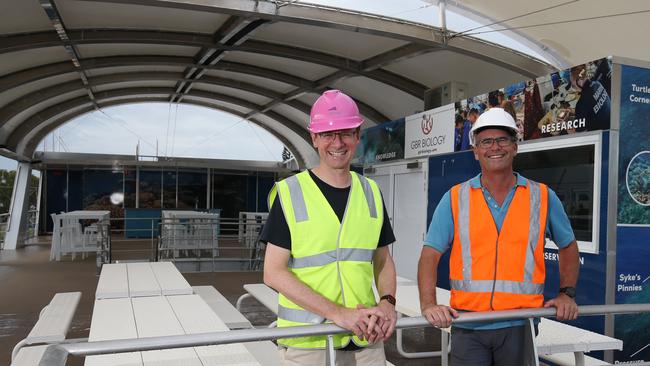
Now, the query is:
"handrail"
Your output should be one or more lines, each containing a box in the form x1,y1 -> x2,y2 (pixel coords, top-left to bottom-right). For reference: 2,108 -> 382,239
40,303 -> 650,365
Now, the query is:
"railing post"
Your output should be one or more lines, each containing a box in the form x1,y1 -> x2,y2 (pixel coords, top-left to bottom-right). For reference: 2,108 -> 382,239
326,335 -> 336,366
150,218 -> 155,262
524,318 -> 539,366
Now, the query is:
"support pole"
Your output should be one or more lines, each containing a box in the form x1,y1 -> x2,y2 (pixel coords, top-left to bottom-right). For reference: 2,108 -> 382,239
4,162 -> 32,250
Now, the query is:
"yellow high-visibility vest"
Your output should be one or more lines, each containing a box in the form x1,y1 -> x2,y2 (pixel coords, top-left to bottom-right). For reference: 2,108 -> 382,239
268,170 -> 383,349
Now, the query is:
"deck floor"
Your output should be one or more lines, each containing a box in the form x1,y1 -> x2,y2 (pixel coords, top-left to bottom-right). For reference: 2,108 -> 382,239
0,238 -> 441,365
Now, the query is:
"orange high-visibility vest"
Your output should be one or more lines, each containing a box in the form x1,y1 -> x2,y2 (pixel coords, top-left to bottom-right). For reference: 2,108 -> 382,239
449,179 -> 548,311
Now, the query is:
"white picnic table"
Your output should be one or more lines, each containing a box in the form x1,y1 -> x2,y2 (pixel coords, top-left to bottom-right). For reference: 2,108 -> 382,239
50,210 -> 110,261
159,210 -> 220,260
87,262 -> 263,366
85,294 -> 262,366
95,262 -> 193,299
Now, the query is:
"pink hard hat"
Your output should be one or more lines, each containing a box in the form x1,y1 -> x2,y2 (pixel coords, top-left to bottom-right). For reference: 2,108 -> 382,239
308,90 -> 364,133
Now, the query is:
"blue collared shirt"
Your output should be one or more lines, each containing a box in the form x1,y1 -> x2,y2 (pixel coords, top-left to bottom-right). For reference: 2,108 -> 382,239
424,173 -> 575,330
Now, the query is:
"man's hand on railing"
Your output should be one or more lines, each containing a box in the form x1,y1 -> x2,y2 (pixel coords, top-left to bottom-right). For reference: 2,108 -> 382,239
544,294 -> 579,321
375,300 -> 397,341
421,304 -> 459,329
331,305 -> 386,342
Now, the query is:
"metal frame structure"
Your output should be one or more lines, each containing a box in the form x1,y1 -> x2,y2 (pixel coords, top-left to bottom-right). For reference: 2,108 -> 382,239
0,0 -> 555,166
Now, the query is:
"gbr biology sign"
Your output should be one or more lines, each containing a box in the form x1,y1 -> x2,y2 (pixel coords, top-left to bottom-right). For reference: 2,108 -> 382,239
404,104 -> 455,159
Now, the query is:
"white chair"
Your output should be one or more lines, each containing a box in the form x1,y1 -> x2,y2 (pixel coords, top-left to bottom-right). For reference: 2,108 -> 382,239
60,217 -> 83,260
82,224 -> 101,258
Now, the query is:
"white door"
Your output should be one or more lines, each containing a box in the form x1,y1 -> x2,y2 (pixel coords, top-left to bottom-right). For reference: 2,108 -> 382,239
366,161 -> 427,281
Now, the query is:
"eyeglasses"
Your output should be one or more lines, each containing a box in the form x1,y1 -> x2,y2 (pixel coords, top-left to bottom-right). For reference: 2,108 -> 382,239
317,130 -> 357,143
476,136 -> 516,149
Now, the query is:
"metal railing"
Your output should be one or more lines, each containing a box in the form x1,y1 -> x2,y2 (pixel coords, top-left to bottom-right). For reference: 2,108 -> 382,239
38,304 -> 650,366
86,215 -> 266,272
0,210 -> 38,249
0,212 -> 8,249
26,209 -> 39,241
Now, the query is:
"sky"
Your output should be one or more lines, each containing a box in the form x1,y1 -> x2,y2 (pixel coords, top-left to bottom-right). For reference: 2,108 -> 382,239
0,103 -> 285,171
43,103 -> 283,159
0,0 -> 552,172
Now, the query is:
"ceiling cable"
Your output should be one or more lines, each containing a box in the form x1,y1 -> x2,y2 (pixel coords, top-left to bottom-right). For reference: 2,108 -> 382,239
246,121 -> 281,161
461,8 -> 650,37
175,117 -> 246,157
388,3 -> 435,17
170,103 -> 180,157
164,102 -> 172,157
96,109 -> 156,149
450,0 -> 580,38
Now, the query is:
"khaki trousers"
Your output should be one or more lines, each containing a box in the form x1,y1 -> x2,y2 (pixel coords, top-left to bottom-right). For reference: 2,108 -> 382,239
279,342 -> 387,366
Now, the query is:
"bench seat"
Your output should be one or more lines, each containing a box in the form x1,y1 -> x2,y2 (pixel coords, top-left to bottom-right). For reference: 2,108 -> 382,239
12,292 -> 82,365
540,352 -> 612,365
193,285 -> 253,329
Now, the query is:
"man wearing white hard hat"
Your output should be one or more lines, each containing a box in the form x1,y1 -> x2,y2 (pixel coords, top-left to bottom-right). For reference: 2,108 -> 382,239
261,90 -> 397,365
417,108 -> 580,365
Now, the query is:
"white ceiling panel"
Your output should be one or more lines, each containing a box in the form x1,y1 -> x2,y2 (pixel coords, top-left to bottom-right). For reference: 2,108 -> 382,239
224,51 -> 337,81
76,44 -> 200,59
203,70 -> 296,94
333,76 -> 423,121
254,22 -> 408,61
269,104 -> 309,129
295,92 -> 321,107
0,72 -> 80,109
455,0 -> 650,66
86,66 -> 185,77
57,1 -> 228,34
384,50 -> 526,97
93,81 -> 178,92
191,83 -> 272,106
183,97 -> 252,115
0,47 -> 70,77
0,0 -> 52,34
2,89 -> 88,134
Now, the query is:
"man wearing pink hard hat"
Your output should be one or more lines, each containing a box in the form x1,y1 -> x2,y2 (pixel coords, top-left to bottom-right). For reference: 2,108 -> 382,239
261,90 -> 397,365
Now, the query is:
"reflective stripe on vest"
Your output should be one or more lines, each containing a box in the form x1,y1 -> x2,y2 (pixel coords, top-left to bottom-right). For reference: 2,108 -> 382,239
288,248 -> 375,269
358,175 -> 378,218
285,175 -> 309,222
449,279 -> 544,295
278,304 -> 325,324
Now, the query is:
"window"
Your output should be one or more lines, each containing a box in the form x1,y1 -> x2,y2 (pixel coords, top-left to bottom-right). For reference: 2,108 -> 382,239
516,133 -> 602,253
139,169 -> 162,208
177,169 -> 207,209
162,169 -> 177,209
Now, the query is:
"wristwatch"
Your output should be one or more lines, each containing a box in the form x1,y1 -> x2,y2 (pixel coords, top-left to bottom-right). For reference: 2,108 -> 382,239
559,286 -> 576,299
380,294 -> 396,306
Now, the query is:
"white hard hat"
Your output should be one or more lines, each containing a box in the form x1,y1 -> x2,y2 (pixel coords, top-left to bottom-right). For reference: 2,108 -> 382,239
469,107 -> 518,146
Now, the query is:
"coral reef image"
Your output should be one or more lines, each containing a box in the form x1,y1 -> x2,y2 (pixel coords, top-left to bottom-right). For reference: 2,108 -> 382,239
627,151 -> 650,205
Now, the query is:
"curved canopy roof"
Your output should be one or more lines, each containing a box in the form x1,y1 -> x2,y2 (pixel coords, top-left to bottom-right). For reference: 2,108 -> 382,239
0,0 -> 559,168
